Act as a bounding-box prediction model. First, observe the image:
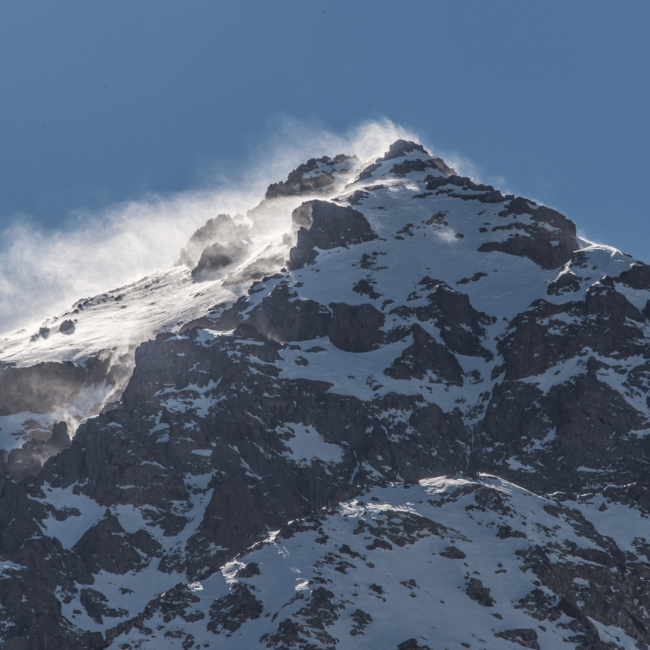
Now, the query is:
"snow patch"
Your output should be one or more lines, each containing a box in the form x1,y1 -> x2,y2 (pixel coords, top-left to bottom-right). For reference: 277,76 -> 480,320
278,423 -> 344,465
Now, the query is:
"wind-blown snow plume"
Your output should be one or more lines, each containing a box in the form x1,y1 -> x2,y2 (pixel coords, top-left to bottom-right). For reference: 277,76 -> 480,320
0,118 -> 415,335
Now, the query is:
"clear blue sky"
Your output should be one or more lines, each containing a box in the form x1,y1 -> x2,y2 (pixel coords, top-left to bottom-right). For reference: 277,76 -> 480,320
1,0 -> 649,260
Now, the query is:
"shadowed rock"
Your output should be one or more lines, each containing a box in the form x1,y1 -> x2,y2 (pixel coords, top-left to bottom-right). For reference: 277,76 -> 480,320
208,583 -> 263,633
80,588 -> 128,625
615,261 -> 650,290
6,421 -> 71,478
0,362 -> 87,416
414,282 -> 495,360
247,284 -> 332,342
288,200 -> 377,270
73,510 -> 162,575
466,578 -> 494,607
424,174 -> 505,203
328,302 -> 385,352
478,200 -> 579,270
497,285 -> 646,382
384,324 -> 463,385
547,271 -> 581,295
440,546 -> 466,559
494,629 -> 539,649
192,240 -> 248,277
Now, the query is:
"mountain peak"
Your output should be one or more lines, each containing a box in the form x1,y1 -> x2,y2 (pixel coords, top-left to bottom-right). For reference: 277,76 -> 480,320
378,138 -> 430,161
1,136 -> 649,649
356,139 -> 457,182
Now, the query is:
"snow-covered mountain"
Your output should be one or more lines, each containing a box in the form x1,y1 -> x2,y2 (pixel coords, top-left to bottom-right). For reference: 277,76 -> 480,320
2,139 -> 650,649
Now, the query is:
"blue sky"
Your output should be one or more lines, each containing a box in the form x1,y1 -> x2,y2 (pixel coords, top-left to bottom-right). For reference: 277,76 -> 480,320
1,0 -> 649,263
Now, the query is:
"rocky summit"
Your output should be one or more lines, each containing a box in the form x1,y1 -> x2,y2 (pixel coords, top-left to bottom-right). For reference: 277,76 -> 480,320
1,139 -> 650,649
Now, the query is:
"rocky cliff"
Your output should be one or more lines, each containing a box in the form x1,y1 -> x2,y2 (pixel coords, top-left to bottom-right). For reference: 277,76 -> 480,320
1,139 -> 650,649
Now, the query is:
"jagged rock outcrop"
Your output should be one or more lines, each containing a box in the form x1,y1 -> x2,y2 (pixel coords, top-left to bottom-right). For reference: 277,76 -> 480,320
288,199 -> 378,269
265,154 -> 358,200
177,213 -> 250,269
478,198 -> 580,270
384,323 -> 464,384
191,240 -> 248,277
413,279 -> 496,360
247,284 -> 332,341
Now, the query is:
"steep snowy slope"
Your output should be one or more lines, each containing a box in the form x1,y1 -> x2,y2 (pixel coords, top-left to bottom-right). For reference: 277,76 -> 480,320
1,139 -> 650,649
111,475 -> 650,650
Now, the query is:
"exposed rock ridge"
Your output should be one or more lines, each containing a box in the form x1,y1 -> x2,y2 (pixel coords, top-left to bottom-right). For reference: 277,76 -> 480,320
265,154 -> 358,200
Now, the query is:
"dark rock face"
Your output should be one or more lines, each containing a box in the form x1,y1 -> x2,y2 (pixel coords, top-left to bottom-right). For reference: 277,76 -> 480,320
0,354 -> 125,417
247,284 -> 332,342
465,578 -> 494,607
352,278 -> 381,299
357,162 -> 382,182
547,271 -> 581,295
439,546 -> 466,559
496,524 -> 527,539
389,158 -> 450,177
478,202 -> 579,270
384,324 -> 464,385
422,176 -> 579,271
236,562 -> 260,578
289,227 -> 320,269
514,519 -> 650,649
615,261 -> 650,290
328,303 -> 385,352
424,174 -> 506,203
80,588 -> 128,625
413,281 -> 496,360
0,362 -> 87,416
5,421 -> 71,478
497,286 -> 647,382
347,189 -> 369,205
0,322 -> 465,636
73,511 -> 162,575
397,640 -> 431,650
207,583 -> 263,633
208,295 -> 251,331
192,240 -> 248,277
476,372 -> 650,493
288,200 -> 378,270
494,629 -> 539,649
